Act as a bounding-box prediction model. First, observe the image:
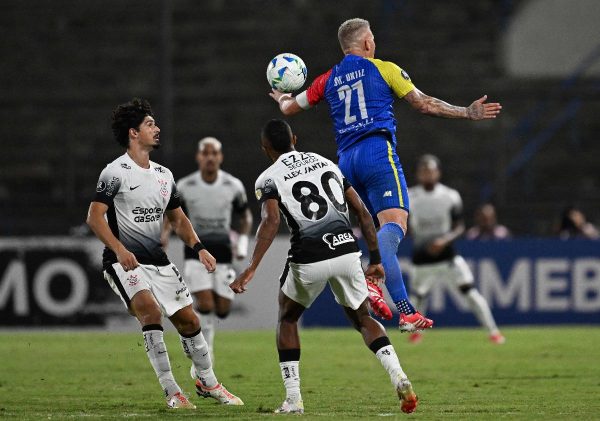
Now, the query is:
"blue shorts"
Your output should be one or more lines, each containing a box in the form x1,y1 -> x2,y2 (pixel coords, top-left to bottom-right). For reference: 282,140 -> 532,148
338,135 -> 410,217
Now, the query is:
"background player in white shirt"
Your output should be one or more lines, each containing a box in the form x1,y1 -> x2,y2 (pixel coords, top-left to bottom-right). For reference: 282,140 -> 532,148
86,98 -> 243,409
230,119 -> 419,415
171,137 -> 252,361
407,154 -> 505,344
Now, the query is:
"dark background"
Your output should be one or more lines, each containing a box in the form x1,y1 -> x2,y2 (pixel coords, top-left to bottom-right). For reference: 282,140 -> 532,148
1,0 -> 598,236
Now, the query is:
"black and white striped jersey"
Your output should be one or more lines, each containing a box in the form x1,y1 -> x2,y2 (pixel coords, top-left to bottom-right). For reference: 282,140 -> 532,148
177,170 -> 248,262
93,152 -> 181,268
255,151 -> 358,263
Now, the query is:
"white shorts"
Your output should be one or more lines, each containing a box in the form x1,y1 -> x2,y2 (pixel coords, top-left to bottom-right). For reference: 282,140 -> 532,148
104,263 -> 193,317
281,252 -> 368,310
184,260 -> 236,300
411,255 -> 474,297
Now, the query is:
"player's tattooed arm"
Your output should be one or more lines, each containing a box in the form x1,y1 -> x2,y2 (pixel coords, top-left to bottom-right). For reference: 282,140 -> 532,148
230,199 -> 280,293
404,88 -> 502,120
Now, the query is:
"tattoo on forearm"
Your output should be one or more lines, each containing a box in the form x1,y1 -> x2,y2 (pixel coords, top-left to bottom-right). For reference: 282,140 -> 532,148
423,96 -> 467,118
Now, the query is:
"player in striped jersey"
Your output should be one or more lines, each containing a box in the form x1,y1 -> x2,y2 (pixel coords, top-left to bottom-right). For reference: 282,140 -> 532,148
173,137 -> 252,362
270,18 -> 501,332
407,155 -> 504,344
230,119 -> 419,414
87,98 -> 243,408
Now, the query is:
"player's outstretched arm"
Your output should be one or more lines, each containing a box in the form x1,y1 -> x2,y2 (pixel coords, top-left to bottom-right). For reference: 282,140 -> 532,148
87,202 -> 139,271
404,88 -> 502,120
269,89 -> 304,116
230,199 -> 280,294
345,187 -> 385,280
165,207 -> 216,273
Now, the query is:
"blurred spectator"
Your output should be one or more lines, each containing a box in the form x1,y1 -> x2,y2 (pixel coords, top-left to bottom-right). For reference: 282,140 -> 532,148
557,206 -> 599,240
466,204 -> 511,240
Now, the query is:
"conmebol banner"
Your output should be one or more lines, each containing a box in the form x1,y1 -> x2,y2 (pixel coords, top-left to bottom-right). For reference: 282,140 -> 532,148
304,239 -> 600,327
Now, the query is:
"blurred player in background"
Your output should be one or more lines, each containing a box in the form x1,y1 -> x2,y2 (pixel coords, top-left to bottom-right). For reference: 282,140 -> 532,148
230,119 -> 419,415
466,203 -> 511,240
165,137 -> 252,362
407,154 -> 504,344
270,17 -> 501,332
87,98 -> 243,409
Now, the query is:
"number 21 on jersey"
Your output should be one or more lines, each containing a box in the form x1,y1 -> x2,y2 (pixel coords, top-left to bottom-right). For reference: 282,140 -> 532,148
337,80 -> 368,125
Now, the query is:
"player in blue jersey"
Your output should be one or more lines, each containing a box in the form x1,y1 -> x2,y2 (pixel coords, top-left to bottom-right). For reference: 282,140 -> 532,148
270,18 -> 502,331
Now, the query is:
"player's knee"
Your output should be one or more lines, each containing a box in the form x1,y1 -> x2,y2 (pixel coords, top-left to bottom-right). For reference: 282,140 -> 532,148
137,310 -> 162,326
279,308 -> 300,325
175,316 -> 200,335
197,307 -> 213,315
215,311 -> 229,319
414,293 -> 427,301
459,284 -> 473,295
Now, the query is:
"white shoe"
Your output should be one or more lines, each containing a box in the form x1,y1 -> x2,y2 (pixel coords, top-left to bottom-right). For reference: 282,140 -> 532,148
274,397 -> 304,414
195,379 -> 244,405
166,392 -> 196,409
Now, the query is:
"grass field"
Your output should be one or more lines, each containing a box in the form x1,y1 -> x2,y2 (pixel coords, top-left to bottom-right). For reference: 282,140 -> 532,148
1,327 -> 599,420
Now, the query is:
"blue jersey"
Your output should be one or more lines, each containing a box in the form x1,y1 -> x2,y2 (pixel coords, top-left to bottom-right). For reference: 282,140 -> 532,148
298,54 -> 415,154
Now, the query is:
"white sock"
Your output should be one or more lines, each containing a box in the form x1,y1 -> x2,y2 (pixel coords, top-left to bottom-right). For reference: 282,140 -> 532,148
143,328 -> 181,398
279,361 -> 301,401
201,313 -> 215,360
465,288 -> 499,335
180,330 -> 218,388
375,345 -> 407,385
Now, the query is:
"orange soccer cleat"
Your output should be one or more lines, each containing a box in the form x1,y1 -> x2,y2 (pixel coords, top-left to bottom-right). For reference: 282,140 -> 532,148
398,312 -> 434,332
366,278 -> 393,320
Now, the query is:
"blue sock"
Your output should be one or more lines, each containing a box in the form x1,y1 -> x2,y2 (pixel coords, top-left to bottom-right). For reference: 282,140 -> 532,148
377,223 -> 415,314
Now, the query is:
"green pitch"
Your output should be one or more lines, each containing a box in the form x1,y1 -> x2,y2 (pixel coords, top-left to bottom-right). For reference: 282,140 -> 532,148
1,327 -> 599,420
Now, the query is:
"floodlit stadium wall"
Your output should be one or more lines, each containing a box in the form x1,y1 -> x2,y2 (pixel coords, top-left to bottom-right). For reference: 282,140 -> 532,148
1,237 -> 598,329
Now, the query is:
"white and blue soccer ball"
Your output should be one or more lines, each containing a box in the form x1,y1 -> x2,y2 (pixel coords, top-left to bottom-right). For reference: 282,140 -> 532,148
266,53 -> 307,93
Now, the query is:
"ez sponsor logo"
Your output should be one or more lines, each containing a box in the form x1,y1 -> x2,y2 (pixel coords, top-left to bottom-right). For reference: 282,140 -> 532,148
322,232 -> 355,250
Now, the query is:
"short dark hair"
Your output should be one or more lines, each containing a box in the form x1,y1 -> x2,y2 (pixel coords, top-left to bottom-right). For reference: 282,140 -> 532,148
111,98 -> 154,148
261,119 -> 293,153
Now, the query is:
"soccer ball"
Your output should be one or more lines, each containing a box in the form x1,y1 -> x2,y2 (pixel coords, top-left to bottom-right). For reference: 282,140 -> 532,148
266,53 -> 307,93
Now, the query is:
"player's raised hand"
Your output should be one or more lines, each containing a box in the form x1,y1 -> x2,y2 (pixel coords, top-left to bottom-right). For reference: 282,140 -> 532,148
230,268 -> 255,294
199,249 -> 216,273
467,95 -> 502,120
116,246 -> 139,272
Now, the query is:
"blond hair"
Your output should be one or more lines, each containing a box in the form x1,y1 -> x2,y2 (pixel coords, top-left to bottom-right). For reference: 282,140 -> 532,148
337,18 -> 370,52
197,136 -> 222,152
